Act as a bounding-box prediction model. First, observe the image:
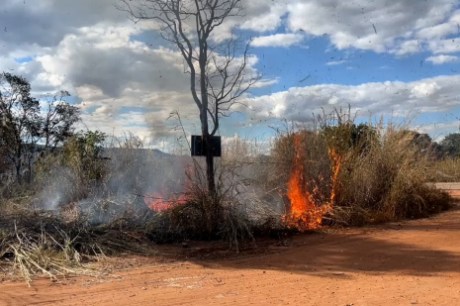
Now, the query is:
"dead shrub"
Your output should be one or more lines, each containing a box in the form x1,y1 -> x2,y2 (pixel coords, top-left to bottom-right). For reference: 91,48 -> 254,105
332,126 -> 451,225
146,154 -> 259,251
268,122 -> 452,227
147,176 -> 255,252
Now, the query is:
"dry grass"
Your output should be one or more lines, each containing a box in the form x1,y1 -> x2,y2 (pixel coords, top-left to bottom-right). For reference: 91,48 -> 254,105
0,122 -> 454,284
268,123 -> 452,227
0,204 -> 157,284
146,165 -> 257,252
428,158 -> 460,182
333,127 -> 451,225
145,139 -> 284,251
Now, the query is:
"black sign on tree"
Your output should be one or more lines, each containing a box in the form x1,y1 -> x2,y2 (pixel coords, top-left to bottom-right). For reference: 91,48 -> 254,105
191,135 -> 221,157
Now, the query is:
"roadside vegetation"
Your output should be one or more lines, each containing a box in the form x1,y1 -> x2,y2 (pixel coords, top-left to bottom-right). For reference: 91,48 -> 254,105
267,120 -> 451,227
0,72 -> 457,283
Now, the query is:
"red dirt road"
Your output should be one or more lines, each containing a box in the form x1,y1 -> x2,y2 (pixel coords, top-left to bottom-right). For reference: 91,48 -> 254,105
1,206 -> 460,306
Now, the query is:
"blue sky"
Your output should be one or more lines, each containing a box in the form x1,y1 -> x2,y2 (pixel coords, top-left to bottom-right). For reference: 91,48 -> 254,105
253,39 -> 459,89
2,0 -> 460,149
246,35 -> 460,140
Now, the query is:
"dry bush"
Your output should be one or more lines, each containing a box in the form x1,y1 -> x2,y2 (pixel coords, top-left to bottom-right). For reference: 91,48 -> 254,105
146,138 -> 284,250
32,133 -> 159,220
0,210 -> 91,284
268,122 -> 452,227
272,129 -> 332,203
32,131 -> 108,206
333,127 -> 451,225
146,165 -> 256,252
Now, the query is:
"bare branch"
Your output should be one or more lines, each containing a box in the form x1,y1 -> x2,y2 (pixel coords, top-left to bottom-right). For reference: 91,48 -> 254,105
119,0 -> 257,193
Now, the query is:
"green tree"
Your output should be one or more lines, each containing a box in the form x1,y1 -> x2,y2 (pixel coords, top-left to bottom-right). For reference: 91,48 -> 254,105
42,91 -> 80,151
322,123 -> 378,155
63,131 -> 107,181
0,72 -> 40,183
61,131 -> 107,199
440,133 -> 460,158
396,130 -> 441,159
0,72 -> 81,183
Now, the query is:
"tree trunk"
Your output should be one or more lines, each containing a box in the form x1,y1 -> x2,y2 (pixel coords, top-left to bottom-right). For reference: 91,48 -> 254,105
15,160 -> 21,184
205,134 -> 216,196
203,130 -> 217,236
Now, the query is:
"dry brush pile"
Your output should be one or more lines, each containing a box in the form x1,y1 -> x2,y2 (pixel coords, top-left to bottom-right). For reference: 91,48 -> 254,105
0,204 -> 158,285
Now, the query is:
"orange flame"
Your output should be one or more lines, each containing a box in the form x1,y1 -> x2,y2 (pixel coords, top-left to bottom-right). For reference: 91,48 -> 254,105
284,134 -> 342,231
144,164 -> 193,213
145,192 -> 187,213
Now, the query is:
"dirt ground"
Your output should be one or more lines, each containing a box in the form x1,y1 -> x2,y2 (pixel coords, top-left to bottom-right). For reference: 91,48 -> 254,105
1,204 -> 460,306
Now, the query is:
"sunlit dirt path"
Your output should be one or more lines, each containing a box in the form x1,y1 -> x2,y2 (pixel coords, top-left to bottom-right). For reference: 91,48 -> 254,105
1,205 -> 460,306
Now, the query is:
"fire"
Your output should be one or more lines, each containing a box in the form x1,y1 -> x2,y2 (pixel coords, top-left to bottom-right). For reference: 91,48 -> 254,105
145,192 -> 187,213
144,165 -> 193,212
284,134 -> 342,231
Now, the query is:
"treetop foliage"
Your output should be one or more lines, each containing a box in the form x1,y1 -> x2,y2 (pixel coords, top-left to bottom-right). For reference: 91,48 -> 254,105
0,72 -> 80,183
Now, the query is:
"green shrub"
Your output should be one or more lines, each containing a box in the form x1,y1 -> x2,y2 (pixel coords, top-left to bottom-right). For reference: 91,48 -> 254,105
69,131 -> 107,197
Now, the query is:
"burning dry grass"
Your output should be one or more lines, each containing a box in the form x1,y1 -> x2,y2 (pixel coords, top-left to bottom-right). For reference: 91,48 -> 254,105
268,129 -> 336,230
0,123 -> 454,283
145,168 -> 257,252
269,123 -> 452,228
283,133 -> 335,230
0,137 -> 279,281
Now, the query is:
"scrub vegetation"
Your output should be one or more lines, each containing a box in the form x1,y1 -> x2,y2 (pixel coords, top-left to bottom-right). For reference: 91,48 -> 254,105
0,74 -> 456,283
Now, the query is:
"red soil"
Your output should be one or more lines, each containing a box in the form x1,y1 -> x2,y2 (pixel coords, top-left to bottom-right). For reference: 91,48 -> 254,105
1,205 -> 459,305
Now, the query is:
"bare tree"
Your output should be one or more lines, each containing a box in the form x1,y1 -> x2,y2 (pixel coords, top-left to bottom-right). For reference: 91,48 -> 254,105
119,0 -> 258,196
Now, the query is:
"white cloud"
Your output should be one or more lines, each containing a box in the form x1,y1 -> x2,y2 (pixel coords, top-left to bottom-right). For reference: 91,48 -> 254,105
0,0 -> 125,47
426,54 -> 459,65
35,24 -> 188,97
428,39 -> 460,54
18,23 -> 198,145
251,33 -> 304,48
410,82 -> 441,98
3,0 -> 460,146
283,0 -> 457,55
240,1 -> 287,32
326,60 -> 347,66
417,23 -> 457,41
393,40 -> 422,56
242,1 -> 460,58
416,121 -> 460,143
417,9 -> 460,46
24,19 -> 264,147
248,75 -> 460,122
